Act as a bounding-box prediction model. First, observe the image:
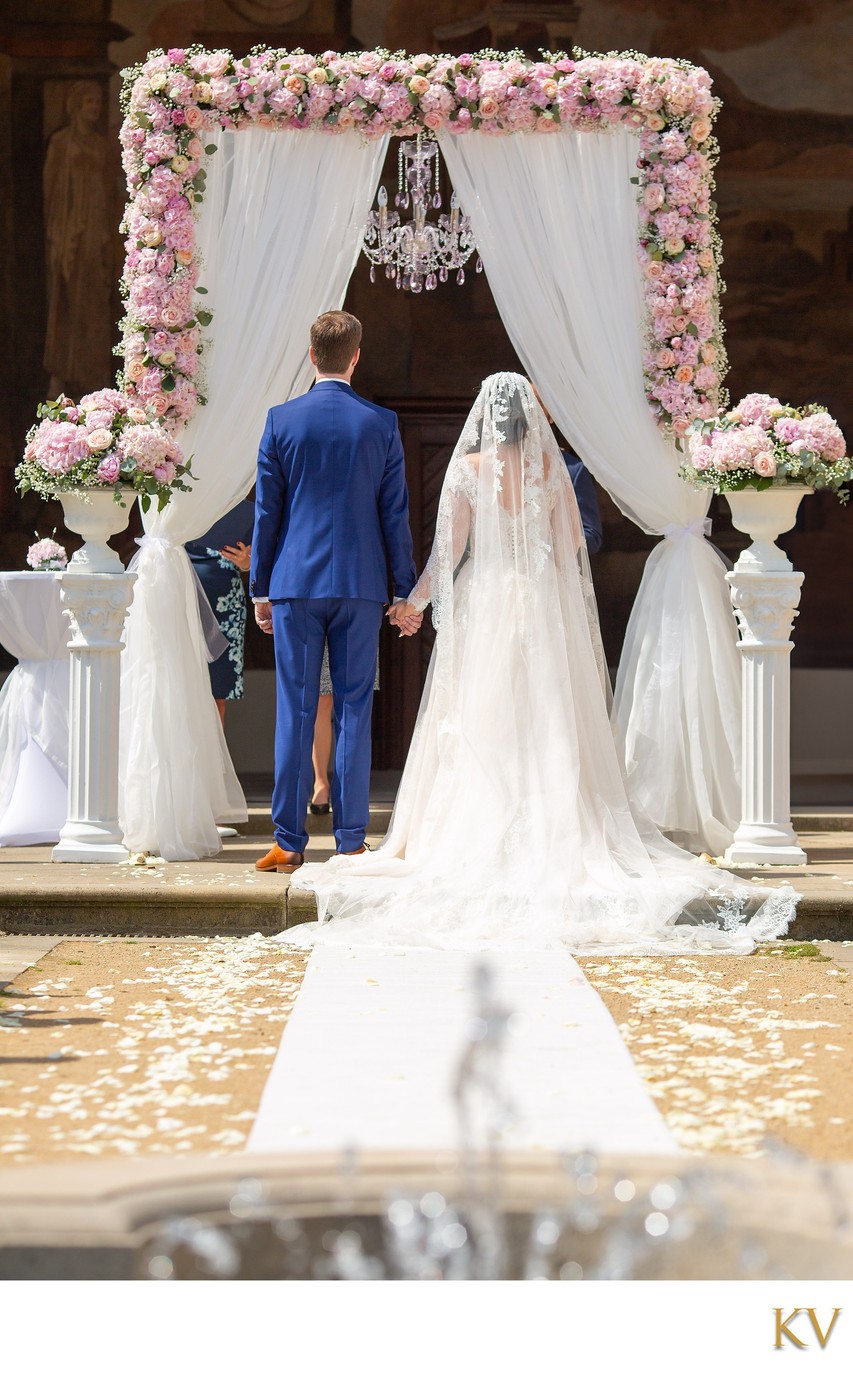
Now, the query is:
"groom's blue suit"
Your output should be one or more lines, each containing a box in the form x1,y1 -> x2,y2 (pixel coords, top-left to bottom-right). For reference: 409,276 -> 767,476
251,379 -> 416,854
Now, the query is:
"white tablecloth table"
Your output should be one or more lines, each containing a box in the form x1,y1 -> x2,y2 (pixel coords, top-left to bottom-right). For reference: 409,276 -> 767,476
0,572 -> 69,846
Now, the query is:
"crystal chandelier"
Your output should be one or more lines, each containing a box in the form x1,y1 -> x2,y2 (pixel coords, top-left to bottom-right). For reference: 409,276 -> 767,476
362,134 -> 482,292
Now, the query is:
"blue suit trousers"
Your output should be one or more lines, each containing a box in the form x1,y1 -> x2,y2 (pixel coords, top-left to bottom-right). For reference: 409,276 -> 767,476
271,598 -> 384,854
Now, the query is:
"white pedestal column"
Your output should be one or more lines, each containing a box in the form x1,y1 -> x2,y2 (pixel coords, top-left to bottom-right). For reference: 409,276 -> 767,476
50,490 -> 136,864
52,572 -> 136,863
723,487 -> 811,868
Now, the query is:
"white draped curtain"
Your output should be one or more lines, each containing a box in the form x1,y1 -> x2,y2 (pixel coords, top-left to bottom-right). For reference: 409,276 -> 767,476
439,127 -> 741,855
120,127 -> 388,859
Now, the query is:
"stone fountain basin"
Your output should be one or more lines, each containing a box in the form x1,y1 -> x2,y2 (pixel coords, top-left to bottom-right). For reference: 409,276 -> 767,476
1,1150 -> 851,1281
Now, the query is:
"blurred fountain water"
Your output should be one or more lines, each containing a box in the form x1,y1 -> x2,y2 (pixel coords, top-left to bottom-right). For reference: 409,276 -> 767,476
140,960 -> 843,1282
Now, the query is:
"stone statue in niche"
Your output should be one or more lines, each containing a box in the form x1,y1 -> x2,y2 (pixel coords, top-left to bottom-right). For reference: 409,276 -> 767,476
43,80 -> 113,400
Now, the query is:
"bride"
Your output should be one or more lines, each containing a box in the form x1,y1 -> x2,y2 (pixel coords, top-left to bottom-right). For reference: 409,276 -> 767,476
285,373 -> 797,954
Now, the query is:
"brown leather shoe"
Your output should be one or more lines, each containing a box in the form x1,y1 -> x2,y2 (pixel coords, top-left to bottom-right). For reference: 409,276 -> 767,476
337,844 -> 368,856
255,843 -> 304,874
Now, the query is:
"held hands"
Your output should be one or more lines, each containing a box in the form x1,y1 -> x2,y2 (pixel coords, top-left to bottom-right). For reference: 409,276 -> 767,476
254,599 -> 273,635
220,541 -> 252,572
387,601 -> 423,637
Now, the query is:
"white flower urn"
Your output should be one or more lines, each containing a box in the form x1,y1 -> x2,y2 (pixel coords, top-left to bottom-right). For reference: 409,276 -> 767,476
57,489 -> 131,574
723,485 -> 813,867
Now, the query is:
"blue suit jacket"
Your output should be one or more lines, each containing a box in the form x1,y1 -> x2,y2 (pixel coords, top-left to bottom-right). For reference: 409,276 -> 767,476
250,381 -> 417,603
562,449 -> 604,555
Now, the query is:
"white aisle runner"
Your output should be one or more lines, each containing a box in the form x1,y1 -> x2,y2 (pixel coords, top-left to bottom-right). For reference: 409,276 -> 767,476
248,946 -> 678,1157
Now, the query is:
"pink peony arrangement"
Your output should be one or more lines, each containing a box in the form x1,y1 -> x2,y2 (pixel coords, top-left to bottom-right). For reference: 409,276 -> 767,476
679,394 -> 852,499
26,536 -> 67,571
116,46 -> 725,436
17,391 -> 192,513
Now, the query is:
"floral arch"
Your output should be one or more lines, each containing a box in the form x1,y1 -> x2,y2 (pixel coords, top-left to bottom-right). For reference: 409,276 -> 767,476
118,46 -> 725,440
28,44 -> 742,863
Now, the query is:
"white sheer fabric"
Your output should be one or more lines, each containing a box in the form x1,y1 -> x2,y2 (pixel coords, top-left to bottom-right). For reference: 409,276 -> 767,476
438,128 -> 741,855
0,573 -> 69,845
120,128 -> 388,859
288,376 -> 796,955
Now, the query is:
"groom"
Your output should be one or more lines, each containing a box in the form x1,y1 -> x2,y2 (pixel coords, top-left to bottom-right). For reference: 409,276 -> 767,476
251,311 -> 418,873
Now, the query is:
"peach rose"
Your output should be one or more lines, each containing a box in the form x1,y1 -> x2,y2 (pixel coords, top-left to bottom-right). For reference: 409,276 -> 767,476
127,359 -> 146,382
86,428 -> 113,452
409,75 -> 431,96
656,349 -> 676,369
696,249 -> 714,270
479,96 -> 499,118
700,343 -> 717,364
691,117 -> 711,142
141,227 -> 163,247
675,365 -> 694,384
127,406 -> 148,424
151,394 -> 170,416
175,249 -> 194,267
337,110 -> 355,130
646,113 -> 666,131
542,79 -> 557,99
185,106 -> 204,129
537,114 -> 558,132
645,260 -> 664,279
285,74 -> 306,94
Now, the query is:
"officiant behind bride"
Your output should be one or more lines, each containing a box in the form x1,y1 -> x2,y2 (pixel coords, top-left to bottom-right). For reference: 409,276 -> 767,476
284,373 -> 798,955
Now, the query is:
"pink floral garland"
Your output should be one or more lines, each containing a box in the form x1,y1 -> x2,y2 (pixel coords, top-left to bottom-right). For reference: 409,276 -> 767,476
118,47 -> 725,438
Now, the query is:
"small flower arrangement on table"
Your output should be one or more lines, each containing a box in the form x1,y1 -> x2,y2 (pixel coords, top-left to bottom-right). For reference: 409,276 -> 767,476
26,535 -> 67,571
679,393 -> 852,500
16,388 -> 192,514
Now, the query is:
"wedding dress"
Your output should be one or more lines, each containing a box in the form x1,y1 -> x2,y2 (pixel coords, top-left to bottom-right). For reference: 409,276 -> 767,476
285,375 -> 797,954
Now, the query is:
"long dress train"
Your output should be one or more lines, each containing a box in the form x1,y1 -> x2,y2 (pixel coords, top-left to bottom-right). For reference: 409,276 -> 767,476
285,374 -> 797,954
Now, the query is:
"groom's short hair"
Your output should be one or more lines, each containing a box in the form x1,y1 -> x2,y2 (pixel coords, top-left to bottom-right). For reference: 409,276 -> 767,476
311,310 -> 362,374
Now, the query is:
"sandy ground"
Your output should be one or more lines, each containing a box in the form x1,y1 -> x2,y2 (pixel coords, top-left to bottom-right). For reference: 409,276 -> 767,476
0,937 -> 306,1166
580,943 -> 853,1159
1,938 -> 852,1166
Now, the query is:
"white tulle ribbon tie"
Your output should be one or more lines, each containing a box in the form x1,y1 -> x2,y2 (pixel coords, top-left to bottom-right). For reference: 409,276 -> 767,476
663,518 -> 712,542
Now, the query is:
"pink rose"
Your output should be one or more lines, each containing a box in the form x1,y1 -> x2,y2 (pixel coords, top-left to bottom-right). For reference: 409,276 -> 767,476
161,303 -> 185,327
409,75 -> 431,97
478,96 -> 499,118
645,260 -> 664,279
184,106 -> 204,129
691,117 -> 711,142
754,453 -> 777,477
656,348 -> 676,369
644,184 -> 665,210
127,406 -> 148,424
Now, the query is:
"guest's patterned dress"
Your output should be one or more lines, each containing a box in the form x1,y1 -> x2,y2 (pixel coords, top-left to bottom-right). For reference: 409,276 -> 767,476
185,543 -> 246,700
